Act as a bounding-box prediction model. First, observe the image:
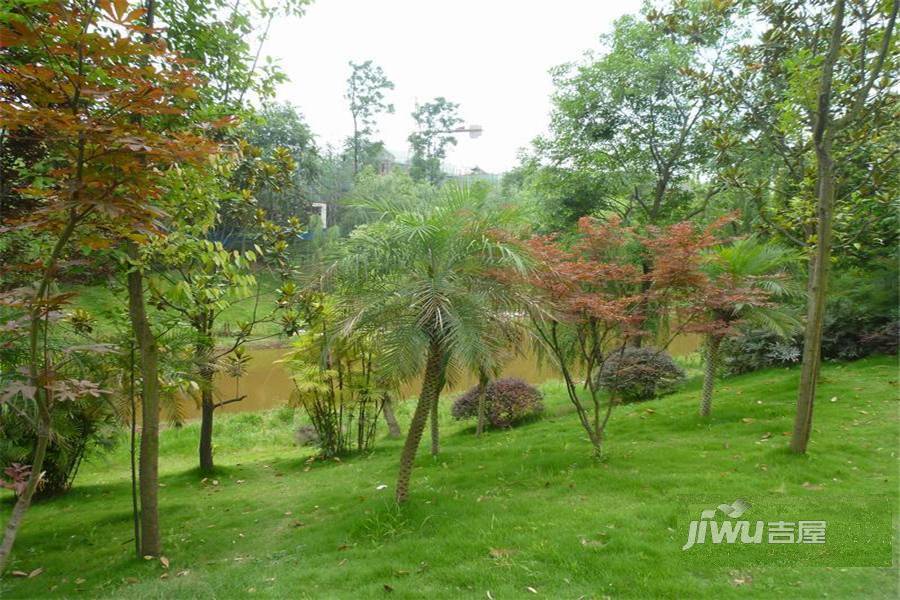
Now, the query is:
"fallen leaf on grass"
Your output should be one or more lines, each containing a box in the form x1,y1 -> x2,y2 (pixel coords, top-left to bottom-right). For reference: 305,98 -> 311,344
160,556 -> 169,569
10,571 -> 28,577
526,586 -> 538,593
383,584 -> 394,592
75,578 -> 86,585
489,548 -> 513,558
802,482 -> 824,491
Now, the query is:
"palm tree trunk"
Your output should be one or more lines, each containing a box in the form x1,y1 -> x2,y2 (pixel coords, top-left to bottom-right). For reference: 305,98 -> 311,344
382,394 -> 402,438
700,334 -> 721,417
396,342 -> 443,503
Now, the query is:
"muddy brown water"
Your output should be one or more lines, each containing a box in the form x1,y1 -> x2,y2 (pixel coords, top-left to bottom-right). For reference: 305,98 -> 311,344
191,334 -> 700,419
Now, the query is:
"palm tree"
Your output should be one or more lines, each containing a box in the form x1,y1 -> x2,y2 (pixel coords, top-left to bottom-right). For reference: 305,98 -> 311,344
699,237 -> 801,417
332,183 -> 527,502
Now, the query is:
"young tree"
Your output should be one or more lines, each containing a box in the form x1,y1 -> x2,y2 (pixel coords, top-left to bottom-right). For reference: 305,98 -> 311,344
520,217 -> 723,458
330,185 -> 527,502
145,150 -> 299,473
345,60 -> 394,175
408,97 -> 462,184
0,0 -> 213,569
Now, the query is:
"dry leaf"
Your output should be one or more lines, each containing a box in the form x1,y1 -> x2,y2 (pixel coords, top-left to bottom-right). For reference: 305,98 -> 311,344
10,571 -> 28,577
160,556 -> 170,568
489,548 -> 512,558
526,586 -> 538,594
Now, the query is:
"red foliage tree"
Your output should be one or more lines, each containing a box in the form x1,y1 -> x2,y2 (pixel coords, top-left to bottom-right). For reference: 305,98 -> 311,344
520,216 -> 729,458
0,0 -> 215,571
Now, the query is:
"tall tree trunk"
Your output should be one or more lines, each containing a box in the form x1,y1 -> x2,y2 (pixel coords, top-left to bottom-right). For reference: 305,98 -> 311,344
129,341 -> 141,559
199,387 -> 215,473
127,242 -> 161,557
791,0 -> 844,455
699,334 -> 721,417
396,342 -> 443,503
381,394 -> 402,438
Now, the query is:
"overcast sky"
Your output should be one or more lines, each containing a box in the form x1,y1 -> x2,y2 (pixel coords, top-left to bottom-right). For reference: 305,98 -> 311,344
266,0 -> 643,174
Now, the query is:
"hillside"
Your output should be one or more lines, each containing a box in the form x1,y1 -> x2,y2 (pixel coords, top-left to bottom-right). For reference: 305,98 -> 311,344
1,356 -> 897,599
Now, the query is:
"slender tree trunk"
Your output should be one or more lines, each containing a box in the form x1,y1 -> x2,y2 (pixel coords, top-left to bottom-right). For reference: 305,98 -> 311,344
699,334 -> 721,417
475,371 -> 489,436
396,342 -> 443,503
127,242 -> 161,557
129,342 -> 141,559
0,406 -> 50,575
381,394 -> 402,438
199,387 -> 215,474
0,211 -> 79,574
791,0 -> 844,455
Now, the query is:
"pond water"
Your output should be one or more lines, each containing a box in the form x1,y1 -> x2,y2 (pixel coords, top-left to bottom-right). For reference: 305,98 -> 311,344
192,334 -> 701,419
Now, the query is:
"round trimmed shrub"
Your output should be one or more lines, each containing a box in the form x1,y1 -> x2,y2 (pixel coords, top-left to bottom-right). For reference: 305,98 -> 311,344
596,346 -> 685,403
451,378 -> 543,428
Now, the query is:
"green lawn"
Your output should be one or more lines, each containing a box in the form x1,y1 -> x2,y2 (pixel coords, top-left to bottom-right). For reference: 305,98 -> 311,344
1,356 -> 897,599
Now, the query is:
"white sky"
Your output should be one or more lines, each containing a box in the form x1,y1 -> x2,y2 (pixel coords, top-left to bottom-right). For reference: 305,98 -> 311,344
266,0 -> 642,174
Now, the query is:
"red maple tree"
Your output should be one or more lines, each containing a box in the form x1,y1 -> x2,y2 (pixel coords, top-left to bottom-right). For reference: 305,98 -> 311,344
518,215 -> 733,457
0,0 -> 217,571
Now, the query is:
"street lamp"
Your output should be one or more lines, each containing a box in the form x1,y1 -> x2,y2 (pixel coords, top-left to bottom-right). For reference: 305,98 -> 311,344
452,124 -> 483,139
422,124 -> 483,138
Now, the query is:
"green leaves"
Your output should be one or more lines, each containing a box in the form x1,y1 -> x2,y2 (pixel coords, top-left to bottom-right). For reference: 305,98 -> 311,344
333,183 -> 529,382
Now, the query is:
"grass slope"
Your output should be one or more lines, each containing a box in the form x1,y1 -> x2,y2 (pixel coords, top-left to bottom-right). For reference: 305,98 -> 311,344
1,356 -> 897,599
